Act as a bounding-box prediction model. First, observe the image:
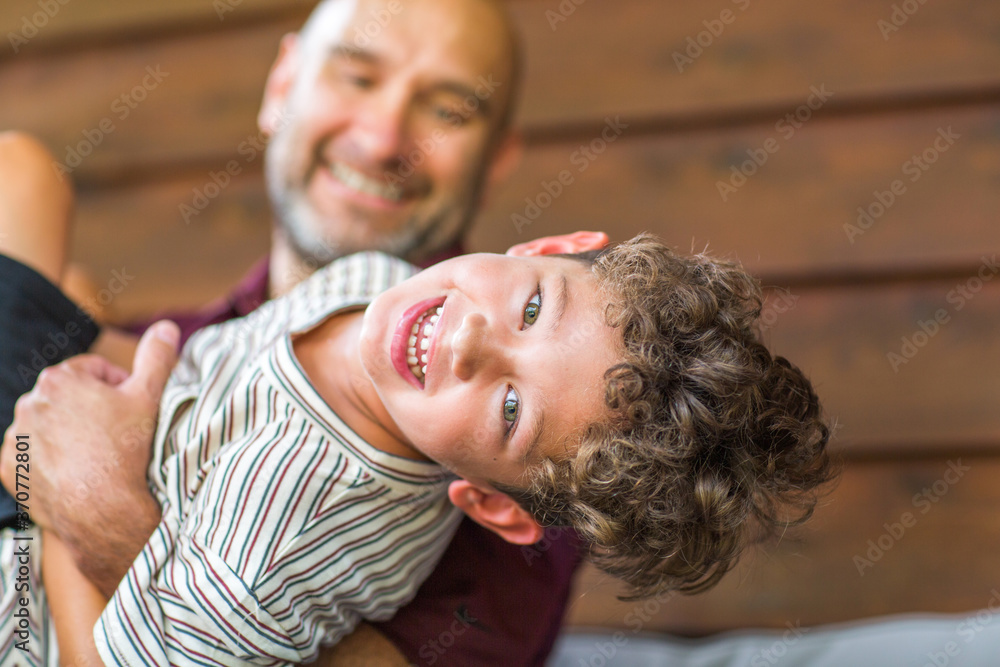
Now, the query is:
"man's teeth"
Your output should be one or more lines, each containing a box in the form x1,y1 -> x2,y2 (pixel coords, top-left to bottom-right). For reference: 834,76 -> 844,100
331,163 -> 404,202
407,306 -> 443,382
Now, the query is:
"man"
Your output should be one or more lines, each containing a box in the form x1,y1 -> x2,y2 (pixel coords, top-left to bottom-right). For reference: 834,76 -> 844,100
1,0 -> 591,664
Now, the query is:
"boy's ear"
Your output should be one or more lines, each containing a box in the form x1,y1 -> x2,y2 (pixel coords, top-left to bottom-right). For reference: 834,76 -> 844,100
258,33 -> 299,136
448,480 -> 543,545
506,231 -> 609,257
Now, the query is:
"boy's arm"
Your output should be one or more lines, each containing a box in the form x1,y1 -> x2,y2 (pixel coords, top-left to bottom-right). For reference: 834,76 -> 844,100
42,529 -> 108,667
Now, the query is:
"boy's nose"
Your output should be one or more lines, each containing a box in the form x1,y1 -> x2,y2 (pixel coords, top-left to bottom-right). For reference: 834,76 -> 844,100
451,312 -> 508,382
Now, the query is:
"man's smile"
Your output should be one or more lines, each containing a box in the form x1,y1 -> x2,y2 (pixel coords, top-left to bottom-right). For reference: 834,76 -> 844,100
329,161 -> 405,203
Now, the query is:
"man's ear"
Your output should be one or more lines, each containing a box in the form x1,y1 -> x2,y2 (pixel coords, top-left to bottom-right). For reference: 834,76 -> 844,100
448,480 -> 543,545
506,231 -> 609,257
258,33 -> 300,136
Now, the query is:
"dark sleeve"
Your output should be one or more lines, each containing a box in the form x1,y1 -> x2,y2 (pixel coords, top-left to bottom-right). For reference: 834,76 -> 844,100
373,519 -> 582,667
0,254 -> 101,527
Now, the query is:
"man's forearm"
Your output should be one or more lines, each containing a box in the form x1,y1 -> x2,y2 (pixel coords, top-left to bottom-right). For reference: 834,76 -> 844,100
55,487 -> 162,598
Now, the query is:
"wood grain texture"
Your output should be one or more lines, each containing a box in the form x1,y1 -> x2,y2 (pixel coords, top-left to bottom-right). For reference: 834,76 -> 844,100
566,457 -> 1000,634
0,0 -> 312,52
69,103 -> 1000,318
470,104 -> 1000,278
2,0 -> 998,182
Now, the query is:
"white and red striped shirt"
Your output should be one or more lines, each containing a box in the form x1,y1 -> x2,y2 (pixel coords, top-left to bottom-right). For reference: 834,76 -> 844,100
96,252 -> 461,666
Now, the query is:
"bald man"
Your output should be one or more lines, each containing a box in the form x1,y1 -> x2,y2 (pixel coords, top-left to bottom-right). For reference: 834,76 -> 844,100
0,1 -> 582,665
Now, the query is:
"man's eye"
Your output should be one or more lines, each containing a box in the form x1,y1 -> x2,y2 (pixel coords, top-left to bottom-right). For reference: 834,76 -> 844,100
523,291 -> 541,327
433,106 -> 466,125
347,76 -> 374,89
503,386 -> 519,428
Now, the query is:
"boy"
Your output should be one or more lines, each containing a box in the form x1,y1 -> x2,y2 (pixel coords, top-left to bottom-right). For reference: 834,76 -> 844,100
0,134 -> 832,665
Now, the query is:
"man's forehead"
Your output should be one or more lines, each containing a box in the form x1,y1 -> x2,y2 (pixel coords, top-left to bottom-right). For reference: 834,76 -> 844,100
302,0 -> 512,67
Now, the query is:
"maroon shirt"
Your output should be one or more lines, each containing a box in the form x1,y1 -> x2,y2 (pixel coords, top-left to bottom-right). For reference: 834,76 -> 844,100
128,252 -> 582,666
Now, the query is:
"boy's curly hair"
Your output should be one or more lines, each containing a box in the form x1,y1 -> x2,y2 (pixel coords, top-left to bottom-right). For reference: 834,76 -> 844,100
498,234 -> 833,600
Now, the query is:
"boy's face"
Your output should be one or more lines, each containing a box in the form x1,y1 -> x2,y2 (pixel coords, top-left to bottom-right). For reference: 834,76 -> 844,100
359,253 -> 619,488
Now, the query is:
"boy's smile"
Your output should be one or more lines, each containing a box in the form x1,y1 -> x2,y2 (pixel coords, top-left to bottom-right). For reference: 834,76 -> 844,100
392,296 -> 446,389
359,252 -> 620,488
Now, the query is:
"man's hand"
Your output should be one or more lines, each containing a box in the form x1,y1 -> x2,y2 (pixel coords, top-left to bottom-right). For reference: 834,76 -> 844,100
0,321 -> 179,597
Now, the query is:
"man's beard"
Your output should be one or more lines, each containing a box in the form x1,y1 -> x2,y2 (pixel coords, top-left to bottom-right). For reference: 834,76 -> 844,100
264,130 -> 484,269
272,188 -> 445,267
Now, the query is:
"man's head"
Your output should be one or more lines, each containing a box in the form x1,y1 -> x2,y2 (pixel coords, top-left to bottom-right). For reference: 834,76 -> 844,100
258,0 -> 522,277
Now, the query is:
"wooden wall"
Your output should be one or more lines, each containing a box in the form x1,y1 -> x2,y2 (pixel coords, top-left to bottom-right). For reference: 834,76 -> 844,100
3,0 -> 1000,640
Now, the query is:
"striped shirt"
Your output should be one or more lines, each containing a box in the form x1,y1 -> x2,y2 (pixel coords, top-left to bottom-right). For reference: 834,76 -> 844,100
94,252 -> 461,666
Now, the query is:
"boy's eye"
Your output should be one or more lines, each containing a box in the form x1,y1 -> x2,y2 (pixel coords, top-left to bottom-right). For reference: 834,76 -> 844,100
523,291 -> 541,327
503,386 -> 520,427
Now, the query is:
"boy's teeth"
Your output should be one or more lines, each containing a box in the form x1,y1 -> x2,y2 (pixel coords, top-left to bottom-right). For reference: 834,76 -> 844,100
331,163 -> 404,202
405,305 -> 442,383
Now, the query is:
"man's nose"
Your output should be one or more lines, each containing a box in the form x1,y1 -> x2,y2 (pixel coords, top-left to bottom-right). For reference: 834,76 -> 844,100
353,88 -> 409,162
451,312 -> 509,382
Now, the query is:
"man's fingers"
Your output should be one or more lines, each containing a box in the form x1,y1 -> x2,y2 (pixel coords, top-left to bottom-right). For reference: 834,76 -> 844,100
61,354 -> 130,386
123,320 -> 180,404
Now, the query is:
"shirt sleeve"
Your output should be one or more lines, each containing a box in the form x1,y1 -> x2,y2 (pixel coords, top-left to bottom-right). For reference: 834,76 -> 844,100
95,420 -> 456,666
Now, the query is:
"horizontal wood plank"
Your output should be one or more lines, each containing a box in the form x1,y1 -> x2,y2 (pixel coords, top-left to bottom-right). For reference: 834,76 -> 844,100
470,103 -> 1000,278
566,456 -> 1000,634
0,20 -> 296,182
70,171 -> 271,322
0,0 -> 313,53
67,104 -> 1000,302
2,0 -> 998,180
763,280 -> 1000,453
